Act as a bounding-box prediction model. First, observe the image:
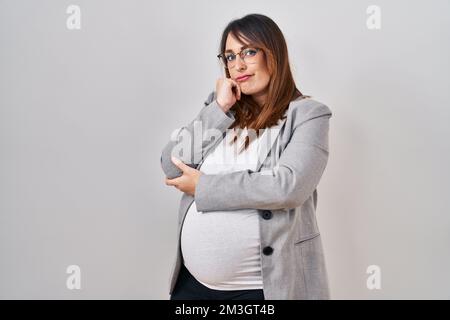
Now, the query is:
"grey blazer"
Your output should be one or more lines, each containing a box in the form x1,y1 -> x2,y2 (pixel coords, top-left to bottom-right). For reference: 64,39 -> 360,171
160,90 -> 332,300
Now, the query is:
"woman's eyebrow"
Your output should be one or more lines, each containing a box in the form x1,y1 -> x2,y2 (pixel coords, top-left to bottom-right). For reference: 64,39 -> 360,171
225,44 -> 251,53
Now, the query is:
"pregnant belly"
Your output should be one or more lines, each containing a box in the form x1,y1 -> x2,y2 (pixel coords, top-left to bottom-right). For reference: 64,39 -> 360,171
180,202 -> 261,286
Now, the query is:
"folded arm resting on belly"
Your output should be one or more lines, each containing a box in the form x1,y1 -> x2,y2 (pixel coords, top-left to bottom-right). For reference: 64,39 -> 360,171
194,114 -> 331,212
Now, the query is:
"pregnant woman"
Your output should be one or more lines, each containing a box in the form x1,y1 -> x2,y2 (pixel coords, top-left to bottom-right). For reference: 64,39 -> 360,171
161,14 -> 332,300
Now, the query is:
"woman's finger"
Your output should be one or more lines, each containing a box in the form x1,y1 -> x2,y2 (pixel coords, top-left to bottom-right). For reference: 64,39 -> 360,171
165,177 -> 179,187
230,79 -> 241,100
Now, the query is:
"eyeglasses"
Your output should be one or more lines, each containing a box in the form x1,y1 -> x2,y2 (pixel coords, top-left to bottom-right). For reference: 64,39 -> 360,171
217,48 -> 261,69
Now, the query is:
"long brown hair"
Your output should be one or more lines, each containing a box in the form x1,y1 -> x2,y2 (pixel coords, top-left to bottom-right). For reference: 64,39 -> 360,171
219,13 -> 310,153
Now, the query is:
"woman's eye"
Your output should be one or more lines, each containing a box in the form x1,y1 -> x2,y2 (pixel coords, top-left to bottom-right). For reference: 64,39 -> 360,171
226,55 -> 235,61
245,49 -> 257,56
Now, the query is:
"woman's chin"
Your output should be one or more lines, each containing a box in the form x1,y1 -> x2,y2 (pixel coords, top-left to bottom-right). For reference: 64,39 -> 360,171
240,88 -> 253,95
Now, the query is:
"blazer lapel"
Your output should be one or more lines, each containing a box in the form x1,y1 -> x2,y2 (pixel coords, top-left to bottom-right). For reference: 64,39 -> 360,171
196,107 -> 289,172
255,116 -> 287,172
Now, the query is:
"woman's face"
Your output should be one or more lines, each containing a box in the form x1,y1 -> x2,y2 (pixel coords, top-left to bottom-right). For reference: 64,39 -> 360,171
225,33 -> 271,106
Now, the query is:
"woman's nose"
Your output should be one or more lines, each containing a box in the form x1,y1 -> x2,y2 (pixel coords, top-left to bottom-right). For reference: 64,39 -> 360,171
234,55 -> 246,70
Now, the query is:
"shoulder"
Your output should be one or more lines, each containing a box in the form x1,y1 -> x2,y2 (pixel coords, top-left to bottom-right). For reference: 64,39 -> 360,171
285,97 -> 332,125
203,91 -> 332,121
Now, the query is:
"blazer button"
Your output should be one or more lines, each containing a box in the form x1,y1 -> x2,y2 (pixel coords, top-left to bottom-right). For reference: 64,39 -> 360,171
261,210 -> 273,220
263,246 -> 274,255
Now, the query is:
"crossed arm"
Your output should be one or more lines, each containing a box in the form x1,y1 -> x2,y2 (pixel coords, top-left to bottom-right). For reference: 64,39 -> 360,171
160,92 -> 235,179
161,94 -> 331,212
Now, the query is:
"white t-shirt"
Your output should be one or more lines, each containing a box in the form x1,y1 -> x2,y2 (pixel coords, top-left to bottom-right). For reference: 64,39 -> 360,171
180,126 -> 267,290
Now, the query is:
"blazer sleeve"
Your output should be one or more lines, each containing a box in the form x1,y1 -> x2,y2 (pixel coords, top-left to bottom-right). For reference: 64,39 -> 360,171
194,103 -> 332,211
160,91 -> 236,179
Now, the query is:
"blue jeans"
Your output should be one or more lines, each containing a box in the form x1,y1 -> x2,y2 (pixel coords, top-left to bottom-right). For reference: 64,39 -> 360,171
170,264 -> 265,300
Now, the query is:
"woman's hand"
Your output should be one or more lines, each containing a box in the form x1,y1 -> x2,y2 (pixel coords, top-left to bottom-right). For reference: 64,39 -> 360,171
164,156 -> 203,196
216,77 -> 241,112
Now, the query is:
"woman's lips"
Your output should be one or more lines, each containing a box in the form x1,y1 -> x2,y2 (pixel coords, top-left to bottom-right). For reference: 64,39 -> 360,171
236,75 -> 252,82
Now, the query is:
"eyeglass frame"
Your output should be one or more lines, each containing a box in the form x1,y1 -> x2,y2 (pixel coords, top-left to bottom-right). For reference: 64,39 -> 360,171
217,47 -> 261,69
